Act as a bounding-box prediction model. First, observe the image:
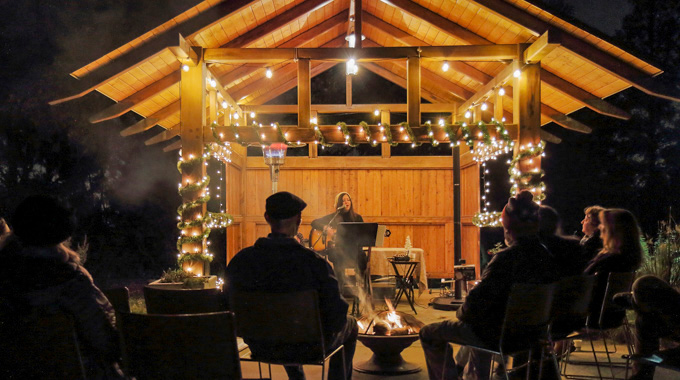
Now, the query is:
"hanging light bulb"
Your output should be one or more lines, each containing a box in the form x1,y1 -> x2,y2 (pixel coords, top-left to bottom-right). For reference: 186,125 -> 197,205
464,110 -> 472,119
374,109 -> 380,116
182,64 -> 189,72
481,102 -> 488,111
233,112 -> 240,120
265,67 -> 273,78
221,101 -> 228,109
441,61 -> 450,72
250,112 -> 256,118
513,69 -> 521,78
498,87 -> 505,96
210,79 -> 217,88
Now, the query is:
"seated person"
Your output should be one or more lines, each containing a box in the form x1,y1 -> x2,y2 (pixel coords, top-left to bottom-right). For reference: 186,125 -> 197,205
538,205 -> 585,276
419,191 -> 560,380
226,192 -> 357,380
0,195 -> 122,378
628,275 -> 680,380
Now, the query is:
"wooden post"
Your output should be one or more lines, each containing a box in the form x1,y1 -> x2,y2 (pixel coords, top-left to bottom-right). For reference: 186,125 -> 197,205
208,89 -> 217,124
346,74 -> 352,107
407,56 -> 421,128
494,87 -> 504,122
381,110 -> 391,158
309,110 -> 318,158
513,53 -> 542,198
298,58 -> 311,129
355,0 -> 362,49
180,57 -> 208,276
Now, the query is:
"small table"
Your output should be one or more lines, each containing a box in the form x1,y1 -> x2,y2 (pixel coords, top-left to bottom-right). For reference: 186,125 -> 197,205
388,259 -> 419,314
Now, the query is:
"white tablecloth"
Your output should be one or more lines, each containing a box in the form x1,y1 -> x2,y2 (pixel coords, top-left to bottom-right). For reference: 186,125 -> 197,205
368,248 -> 428,293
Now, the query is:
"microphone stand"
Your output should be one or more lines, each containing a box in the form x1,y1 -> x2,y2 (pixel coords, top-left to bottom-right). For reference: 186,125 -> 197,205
312,208 -> 343,249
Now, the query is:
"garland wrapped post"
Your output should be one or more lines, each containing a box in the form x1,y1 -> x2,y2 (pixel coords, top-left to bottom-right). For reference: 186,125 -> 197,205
337,122 -> 358,147
399,122 -> 420,147
508,141 -> 546,202
360,121 -> 379,147
380,123 -> 398,146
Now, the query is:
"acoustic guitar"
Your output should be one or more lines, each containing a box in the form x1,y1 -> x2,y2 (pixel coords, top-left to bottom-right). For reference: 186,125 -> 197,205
309,227 -> 336,251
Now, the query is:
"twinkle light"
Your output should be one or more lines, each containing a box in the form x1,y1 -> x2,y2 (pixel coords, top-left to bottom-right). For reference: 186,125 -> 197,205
513,69 -> 521,78
441,61 -> 450,72
464,110 -> 472,119
374,109 -> 380,116
498,87 -> 505,96
265,67 -> 273,78
210,79 -> 217,88
233,113 -> 239,120
222,101 -> 228,109
481,102 -> 488,111
250,112 -> 256,118
182,64 -> 189,72
439,119 -> 445,126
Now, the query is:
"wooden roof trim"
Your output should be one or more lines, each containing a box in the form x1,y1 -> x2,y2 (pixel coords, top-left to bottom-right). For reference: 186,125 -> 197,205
120,101 -> 179,137
89,71 -> 180,123
362,11 -> 492,84
51,0 -> 256,105
163,139 -> 182,152
540,69 -> 630,120
540,103 -> 592,133
145,124 -> 180,146
470,0 -> 680,101
540,129 -> 561,144
382,0 -> 490,45
360,62 -> 453,104
221,0 -> 333,48
523,30 -> 559,63
243,104 -> 458,113
216,10 -> 348,87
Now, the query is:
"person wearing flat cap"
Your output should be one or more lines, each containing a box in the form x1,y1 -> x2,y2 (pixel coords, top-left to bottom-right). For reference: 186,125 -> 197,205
225,191 -> 357,380
0,195 -> 122,378
420,191 -> 560,380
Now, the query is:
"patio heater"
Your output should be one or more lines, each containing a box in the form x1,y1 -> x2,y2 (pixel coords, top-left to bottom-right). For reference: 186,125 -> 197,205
263,143 -> 288,194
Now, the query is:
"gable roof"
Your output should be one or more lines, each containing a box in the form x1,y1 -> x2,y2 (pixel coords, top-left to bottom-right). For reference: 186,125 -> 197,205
53,0 -> 676,148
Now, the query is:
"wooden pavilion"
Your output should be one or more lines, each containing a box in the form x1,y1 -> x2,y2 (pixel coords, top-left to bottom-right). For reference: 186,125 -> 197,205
53,0 -> 679,279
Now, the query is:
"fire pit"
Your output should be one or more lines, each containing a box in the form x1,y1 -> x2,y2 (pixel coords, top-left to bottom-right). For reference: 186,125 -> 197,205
354,310 -> 425,375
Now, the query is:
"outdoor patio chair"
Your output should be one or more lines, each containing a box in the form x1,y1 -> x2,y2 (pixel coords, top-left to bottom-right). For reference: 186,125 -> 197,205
117,311 -> 244,379
143,285 -> 228,314
102,286 -> 130,313
561,272 -> 636,380
0,309 -> 86,379
443,282 -> 557,380
229,289 -> 346,380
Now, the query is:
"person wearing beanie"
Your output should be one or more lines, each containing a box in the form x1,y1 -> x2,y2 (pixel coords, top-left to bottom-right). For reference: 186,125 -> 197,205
0,195 -> 122,379
420,191 -> 560,380
226,192 -> 356,380
310,192 -> 364,289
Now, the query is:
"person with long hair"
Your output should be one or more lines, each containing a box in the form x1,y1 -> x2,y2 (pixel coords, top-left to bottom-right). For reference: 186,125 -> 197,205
311,192 -> 364,289
584,208 -> 643,327
581,205 -> 604,263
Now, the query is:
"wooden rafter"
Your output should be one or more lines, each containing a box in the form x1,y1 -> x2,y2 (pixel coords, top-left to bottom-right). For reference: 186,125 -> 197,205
243,104 -> 458,113
456,61 -> 518,119
120,101 -> 179,137
247,62 -> 338,105
145,125 -> 179,145
523,31 -> 559,64
361,62 -> 453,104
362,11 -> 491,85
50,0 -> 257,105
470,0 -> 680,101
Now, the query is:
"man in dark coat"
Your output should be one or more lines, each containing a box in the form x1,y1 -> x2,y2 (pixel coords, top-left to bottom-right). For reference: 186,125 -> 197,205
226,191 -> 357,380
419,191 -> 560,380
538,205 -> 586,276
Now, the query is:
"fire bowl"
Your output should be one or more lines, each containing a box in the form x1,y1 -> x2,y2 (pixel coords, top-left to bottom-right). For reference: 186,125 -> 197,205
354,312 -> 425,375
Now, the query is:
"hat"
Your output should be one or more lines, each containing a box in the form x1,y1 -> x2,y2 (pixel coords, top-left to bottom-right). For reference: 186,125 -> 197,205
12,195 -> 76,246
265,191 -> 307,220
501,190 -> 540,235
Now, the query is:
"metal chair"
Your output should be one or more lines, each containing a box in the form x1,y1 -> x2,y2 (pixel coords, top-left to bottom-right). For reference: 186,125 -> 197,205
445,282 -> 557,380
117,311 -> 243,379
230,289 -> 346,380
102,286 -> 130,313
561,272 -> 636,380
143,285 -> 228,314
0,309 -> 86,379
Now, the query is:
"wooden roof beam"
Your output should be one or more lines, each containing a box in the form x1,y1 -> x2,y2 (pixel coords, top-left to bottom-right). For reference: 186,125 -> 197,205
361,62 -> 454,103
523,31 -> 559,64
541,69 -> 630,120
246,62 -> 338,105
145,125 -> 179,145
457,61 -> 519,119
503,88 -> 593,133
217,10 -> 348,87
382,0 -> 490,45
362,11 -> 491,84
244,104 -> 458,113
50,0 -> 257,105
120,101 -> 179,137
471,0 -> 680,101
207,67 -> 243,119
88,71 -> 180,124
221,0 -> 334,48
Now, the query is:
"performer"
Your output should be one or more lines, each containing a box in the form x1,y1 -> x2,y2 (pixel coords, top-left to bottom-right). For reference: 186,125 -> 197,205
311,192 -> 364,288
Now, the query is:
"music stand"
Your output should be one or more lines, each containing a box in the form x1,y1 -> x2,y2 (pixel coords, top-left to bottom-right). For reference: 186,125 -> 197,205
336,223 -> 380,297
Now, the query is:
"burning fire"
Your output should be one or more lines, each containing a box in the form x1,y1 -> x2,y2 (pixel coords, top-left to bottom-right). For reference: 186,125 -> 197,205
357,298 -> 418,336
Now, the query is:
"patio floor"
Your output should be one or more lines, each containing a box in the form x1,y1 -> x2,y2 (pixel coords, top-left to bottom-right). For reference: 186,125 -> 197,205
239,292 -> 676,379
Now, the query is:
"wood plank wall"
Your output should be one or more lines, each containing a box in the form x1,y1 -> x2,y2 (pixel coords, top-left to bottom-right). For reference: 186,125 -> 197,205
224,154 -> 481,278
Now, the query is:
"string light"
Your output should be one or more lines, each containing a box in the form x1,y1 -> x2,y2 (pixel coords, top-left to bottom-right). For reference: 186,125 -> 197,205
374,109 -> 380,116
481,102 -> 488,111
182,64 -> 189,72
498,87 -> 505,96
210,79 -> 217,88
265,67 -> 273,78
441,61 -> 450,72
513,69 -> 521,78
464,110 -> 472,119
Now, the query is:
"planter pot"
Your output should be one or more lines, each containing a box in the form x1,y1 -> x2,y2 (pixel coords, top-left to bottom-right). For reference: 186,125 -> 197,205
147,275 -> 218,290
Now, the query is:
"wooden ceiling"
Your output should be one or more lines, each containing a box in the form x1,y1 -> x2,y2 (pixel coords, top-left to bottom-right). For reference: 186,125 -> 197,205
53,0 -> 678,148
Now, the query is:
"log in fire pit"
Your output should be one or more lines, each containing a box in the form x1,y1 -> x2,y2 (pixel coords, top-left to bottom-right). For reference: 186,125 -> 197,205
355,310 -> 425,375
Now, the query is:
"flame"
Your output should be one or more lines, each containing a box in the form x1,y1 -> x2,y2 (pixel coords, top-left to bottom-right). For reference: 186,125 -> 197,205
385,297 -> 395,313
383,297 -> 403,328
357,320 -> 365,331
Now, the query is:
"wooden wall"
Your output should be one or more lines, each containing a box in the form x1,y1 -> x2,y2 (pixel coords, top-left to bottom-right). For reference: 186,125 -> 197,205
224,153 -> 481,278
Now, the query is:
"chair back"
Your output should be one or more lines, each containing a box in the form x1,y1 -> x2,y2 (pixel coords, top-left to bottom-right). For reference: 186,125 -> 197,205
597,272 -> 636,327
500,282 -> 556,353
144,286 -> 227,314
117,311 -> 241,380
551,275 -> 596,336
230,289 -> 327,362
0,309 -> 86,379
102,286 -> 130,313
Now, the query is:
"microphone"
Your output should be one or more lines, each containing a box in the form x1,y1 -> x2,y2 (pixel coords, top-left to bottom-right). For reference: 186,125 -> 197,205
336,206 -> 345,211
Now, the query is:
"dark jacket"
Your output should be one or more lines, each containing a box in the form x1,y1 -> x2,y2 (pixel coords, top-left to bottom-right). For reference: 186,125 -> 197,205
457,236 -> 560,344
580,230 -> 603,264
540,233 -> 587,277
225,234 -> 349,339
0,235 -> 120,377
584,251 -> 641,327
